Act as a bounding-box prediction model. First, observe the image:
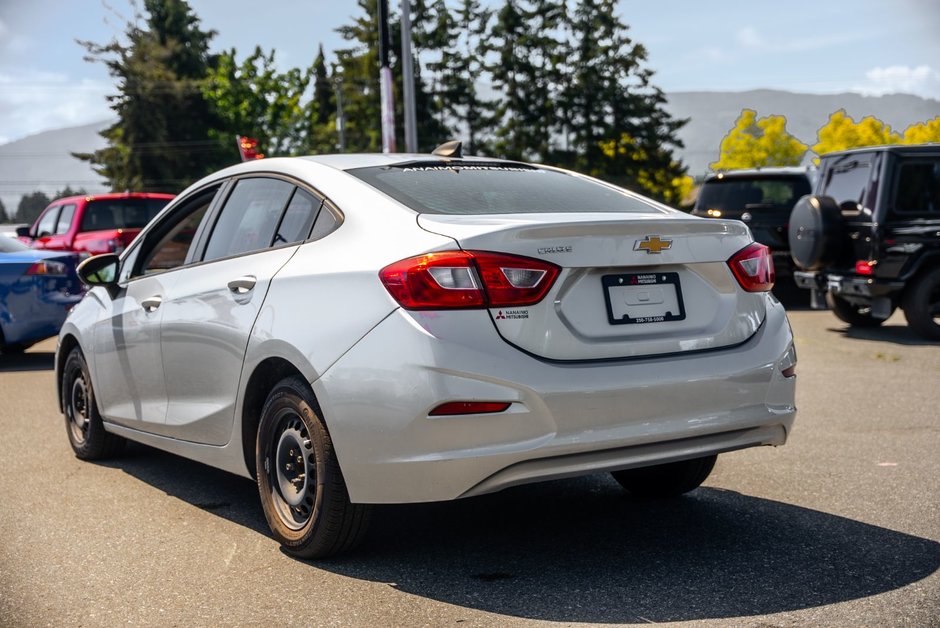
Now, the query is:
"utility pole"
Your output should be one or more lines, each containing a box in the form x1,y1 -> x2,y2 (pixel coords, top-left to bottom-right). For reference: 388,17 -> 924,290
332,64 -> 346,152
377,0 -> 396,153
400,0 -> 418,153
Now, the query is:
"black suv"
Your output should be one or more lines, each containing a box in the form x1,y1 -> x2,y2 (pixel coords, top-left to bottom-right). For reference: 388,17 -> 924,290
693,167 -> 815,277
790,144 -> 940,339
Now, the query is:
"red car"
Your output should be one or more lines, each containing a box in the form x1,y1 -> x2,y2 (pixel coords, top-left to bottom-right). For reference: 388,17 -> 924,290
17,192 -> 174,255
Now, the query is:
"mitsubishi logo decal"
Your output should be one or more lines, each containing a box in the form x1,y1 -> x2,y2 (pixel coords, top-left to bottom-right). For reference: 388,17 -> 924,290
634,235 -> 673,254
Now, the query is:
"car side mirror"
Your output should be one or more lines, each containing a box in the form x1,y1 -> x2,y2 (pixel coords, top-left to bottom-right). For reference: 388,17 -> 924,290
77,253 -> 121,298
15,226 -> 30,238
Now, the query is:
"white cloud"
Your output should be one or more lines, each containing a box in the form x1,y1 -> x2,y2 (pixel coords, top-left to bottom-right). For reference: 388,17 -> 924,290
856,65 -> 940,99
0,71 -> 113,143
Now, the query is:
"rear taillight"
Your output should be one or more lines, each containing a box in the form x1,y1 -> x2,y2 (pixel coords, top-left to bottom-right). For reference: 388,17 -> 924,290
26,260 -> 68,276
727,242 -> 775,292
380,250 -> 560,310
855,260 -> 874,276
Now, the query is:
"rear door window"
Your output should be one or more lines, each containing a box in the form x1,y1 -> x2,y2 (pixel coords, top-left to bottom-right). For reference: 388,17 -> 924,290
891,159 -> 940,217
273,188 -> 322,245
202,178 -> 295,262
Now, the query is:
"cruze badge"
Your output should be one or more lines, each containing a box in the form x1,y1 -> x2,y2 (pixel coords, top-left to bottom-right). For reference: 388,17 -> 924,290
634,235 -> 672,254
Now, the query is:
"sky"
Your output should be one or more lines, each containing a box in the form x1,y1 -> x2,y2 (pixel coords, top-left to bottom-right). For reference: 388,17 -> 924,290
0,0 -> 939,145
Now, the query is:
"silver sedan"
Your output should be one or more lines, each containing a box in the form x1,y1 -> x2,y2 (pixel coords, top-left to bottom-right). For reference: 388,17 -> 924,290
57,151 -> 796,558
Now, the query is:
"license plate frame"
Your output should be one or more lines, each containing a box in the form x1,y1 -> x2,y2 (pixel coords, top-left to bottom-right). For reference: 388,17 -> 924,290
602,272 -> 686,325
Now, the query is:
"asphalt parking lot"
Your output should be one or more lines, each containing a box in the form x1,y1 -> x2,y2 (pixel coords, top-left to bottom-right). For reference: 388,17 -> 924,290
1,291 -> 938,627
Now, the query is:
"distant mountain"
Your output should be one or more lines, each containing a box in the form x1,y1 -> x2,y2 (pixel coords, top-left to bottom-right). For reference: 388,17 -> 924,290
665,89 -> 940,177
0,120 -> 110,221
1,90 -> 938,218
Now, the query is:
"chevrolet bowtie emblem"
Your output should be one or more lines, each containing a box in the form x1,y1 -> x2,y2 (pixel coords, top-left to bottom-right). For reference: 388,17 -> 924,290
634,235 -> 673,254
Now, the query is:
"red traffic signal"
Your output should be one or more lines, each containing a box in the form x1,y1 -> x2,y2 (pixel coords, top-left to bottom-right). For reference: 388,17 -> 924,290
236,135 -> 264,161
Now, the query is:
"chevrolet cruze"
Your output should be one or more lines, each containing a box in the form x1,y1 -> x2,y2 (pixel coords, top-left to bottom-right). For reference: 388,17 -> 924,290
58,150 -> 797,558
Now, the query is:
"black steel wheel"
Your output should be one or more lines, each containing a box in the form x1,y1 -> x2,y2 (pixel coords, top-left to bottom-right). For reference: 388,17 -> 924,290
61,347 -> 125,459
611,455 -> 717,499
256,376 -> 371,558
903,268 -> 940,340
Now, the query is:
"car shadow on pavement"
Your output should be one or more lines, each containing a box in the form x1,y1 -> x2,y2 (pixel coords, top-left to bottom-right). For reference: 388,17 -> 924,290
322,477 -> 939,624
0,351 -> 55,372
97,446 -> 939,624
95,442 -> 270,535
830,325 -> 940,347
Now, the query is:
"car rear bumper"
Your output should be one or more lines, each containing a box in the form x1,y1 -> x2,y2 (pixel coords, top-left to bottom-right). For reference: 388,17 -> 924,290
793,270 -> 904,299
314,296 -> 797,504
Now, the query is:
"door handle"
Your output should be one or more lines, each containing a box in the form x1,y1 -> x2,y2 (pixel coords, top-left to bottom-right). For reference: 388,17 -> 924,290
141,296 -> 162,312
228,275 -> 257,295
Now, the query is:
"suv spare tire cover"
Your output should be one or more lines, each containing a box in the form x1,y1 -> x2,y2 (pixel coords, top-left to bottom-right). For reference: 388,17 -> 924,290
788,195 -> 845,270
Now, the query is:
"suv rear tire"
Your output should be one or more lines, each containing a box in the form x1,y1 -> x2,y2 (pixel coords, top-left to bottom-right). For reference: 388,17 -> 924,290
826,293 -> 888,327
611,455 -> 717,498
902,268 -> 940,340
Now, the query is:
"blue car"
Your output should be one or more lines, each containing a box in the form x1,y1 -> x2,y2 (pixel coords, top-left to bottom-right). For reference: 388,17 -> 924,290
0,237 -> 84,353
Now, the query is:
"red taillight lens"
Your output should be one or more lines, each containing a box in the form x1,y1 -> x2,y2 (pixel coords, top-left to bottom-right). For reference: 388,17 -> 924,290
379,250 -> 559,310
26,260 -> 68,276
429,401 -> 512,416
727,242 -> 775,292
855,260 -> 874,276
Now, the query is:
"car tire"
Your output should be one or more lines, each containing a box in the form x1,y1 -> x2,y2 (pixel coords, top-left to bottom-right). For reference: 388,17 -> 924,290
611,454 -> 717,499
902,268 -> 940,340
256,376 -> 371,559
788,195 -> 845,270
826,292 -> 888,327
62,347 -> 126,460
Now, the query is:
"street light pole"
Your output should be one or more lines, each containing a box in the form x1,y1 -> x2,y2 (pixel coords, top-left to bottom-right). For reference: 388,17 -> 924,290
377,0 -> 396,153
400,0 -> 418,153
332,64 -> 346,153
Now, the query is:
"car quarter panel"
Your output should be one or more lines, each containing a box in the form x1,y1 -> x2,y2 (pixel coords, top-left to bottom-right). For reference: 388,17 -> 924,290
314,294 -> 796,504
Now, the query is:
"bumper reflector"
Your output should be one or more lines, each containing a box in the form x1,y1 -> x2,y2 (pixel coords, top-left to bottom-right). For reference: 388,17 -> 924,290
429,401 -> 512,416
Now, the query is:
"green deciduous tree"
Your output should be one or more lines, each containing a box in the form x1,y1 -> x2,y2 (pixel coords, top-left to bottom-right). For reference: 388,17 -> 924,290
204,46 -> 312,156
711,109 -> 808,170
77,0 -> 233,192
812,110 -> 901,156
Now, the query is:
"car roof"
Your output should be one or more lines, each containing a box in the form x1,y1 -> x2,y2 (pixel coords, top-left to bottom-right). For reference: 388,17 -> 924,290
819,143 -> 940,159
705,166 -> 812,181
296,153 -> 516,170
49,192 -> 176,204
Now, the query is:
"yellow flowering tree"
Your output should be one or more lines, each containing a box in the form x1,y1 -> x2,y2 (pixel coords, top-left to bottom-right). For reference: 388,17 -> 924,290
710,109 -> 808,170
902,117 -> 940,144
812,110 -> 901,156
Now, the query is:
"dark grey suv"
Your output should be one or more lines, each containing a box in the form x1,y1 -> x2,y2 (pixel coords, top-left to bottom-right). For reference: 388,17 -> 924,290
790,144 -> 940,339
693,167 -> 815,277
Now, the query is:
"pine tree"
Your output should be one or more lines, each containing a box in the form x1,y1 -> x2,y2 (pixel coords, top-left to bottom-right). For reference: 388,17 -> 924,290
0,198 -> 7,222
76,0 -> 232,192
16,191 -> 51,224
566,0 -> 689,202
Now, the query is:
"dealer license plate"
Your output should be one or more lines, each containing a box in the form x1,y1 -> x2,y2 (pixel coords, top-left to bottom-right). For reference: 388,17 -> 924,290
602,272 -> 686,325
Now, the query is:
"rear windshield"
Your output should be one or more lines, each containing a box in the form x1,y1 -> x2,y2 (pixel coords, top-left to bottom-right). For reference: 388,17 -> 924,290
697,176 -> 811,212
80,198 -> 170,232
347,163 -> 660,215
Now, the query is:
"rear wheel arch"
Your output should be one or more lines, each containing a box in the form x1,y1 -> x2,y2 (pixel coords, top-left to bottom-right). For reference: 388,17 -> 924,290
241,357 -> 313,478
